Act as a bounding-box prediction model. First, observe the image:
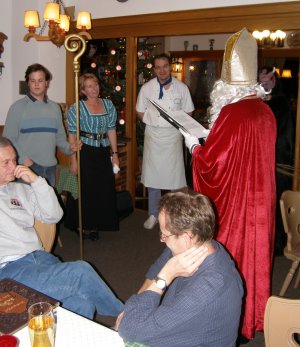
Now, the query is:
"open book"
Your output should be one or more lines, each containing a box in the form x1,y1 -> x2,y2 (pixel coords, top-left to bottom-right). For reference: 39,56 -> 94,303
149,100 -> 208,138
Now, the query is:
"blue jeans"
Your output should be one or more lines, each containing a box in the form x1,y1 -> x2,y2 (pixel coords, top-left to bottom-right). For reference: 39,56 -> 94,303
148,188 -> 161,218
30,163 -> 56,187
0,251 -> 124,319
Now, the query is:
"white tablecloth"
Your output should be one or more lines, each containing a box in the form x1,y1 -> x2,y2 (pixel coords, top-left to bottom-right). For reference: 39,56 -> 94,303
14,306 -> 125,347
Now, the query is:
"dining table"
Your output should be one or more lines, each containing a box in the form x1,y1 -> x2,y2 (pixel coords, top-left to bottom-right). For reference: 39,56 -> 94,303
14,306 -> 125,347
13,306 -> 149,347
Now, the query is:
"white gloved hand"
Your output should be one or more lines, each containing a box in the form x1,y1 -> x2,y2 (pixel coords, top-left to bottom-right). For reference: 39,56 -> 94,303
179,128 -> 200,154
113,164 -> 120,174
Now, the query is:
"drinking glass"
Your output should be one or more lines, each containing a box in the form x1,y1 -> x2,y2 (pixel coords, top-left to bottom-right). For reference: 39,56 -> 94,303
28,302 -> 55,347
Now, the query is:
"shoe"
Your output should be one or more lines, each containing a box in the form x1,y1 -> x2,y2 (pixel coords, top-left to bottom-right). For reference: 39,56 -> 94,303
236,334 -> 250,345
144,215 -> 158,229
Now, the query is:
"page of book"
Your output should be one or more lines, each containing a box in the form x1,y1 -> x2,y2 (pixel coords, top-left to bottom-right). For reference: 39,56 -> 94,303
149,100 -> 209,138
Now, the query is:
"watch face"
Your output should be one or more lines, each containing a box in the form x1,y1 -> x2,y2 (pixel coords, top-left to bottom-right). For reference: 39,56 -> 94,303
156,278 -> 166,290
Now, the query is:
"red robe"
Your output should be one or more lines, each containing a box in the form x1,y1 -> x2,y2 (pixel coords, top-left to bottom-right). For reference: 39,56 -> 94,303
193,98 -> 276,339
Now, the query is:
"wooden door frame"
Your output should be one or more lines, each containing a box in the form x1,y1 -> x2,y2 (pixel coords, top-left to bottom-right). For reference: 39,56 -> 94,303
66,1 -> 300,195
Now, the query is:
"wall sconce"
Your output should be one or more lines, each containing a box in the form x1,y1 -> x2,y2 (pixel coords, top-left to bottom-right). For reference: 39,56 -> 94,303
252,30 -> 286,48
281,69 -> 292,78
76,12 -> 92,40
0,62 -> 4,76
171,59 -> 183,73
23,1 -> 92,47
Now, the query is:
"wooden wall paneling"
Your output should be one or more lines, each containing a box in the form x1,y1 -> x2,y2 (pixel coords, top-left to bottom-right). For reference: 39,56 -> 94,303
125,36 -> 138,195
87,2 -> 300,38
294,63 -> 300,191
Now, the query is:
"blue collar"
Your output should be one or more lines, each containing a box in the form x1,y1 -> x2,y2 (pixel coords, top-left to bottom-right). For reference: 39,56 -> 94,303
157,76 -> 172,99
27,93 -> 48,103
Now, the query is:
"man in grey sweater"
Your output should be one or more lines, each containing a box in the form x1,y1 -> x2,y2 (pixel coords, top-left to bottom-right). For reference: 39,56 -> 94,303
0,136 -> 123,319
3,63 -> 78,186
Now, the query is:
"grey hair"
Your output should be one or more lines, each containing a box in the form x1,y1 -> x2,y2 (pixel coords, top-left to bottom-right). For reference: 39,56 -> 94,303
0,136 -> 13,148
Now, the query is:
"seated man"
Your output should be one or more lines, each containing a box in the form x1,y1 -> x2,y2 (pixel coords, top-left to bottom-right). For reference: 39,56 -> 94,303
116,188 -> 243,347
0,136 -> 123,319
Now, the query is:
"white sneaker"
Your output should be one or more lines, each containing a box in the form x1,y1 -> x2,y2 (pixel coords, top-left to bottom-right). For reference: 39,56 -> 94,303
144,215 -> 158,229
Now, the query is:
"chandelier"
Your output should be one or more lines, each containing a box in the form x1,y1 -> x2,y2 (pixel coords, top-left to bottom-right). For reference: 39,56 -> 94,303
23,1 -> 92,47
252,30 -> 286,48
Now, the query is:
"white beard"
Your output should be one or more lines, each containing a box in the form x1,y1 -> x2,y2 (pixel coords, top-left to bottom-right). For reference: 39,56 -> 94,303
207,80 -> 267,130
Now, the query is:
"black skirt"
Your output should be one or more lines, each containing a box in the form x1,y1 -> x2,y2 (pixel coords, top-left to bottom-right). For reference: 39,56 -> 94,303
80,144 -> 119,231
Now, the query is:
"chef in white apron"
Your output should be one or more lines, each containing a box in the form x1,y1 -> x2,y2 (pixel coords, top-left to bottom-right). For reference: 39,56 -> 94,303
136,53 -> 194,229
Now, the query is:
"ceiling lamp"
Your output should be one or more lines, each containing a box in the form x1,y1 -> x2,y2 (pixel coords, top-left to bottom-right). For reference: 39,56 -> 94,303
252,30 -> 286,48
23,1 -> 92,47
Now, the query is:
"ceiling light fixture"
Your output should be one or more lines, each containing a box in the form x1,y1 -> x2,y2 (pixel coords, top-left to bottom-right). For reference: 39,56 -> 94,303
23,1 -> 92,47
252,30 -> 286,48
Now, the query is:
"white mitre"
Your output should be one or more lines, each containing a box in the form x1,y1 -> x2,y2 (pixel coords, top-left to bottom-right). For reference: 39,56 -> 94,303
221,27 -> 257,86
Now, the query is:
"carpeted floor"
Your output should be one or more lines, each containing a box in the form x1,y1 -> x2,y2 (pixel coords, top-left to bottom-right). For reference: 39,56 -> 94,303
53,209 -> 299,347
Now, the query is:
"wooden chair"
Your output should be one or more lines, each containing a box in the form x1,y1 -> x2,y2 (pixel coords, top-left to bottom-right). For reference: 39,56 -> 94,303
279,190 -> 300,296
264,296 -> 300,347
34,219 -> 56,253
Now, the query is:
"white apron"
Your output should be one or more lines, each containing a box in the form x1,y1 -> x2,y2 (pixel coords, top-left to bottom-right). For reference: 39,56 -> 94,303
141,125 -> 186,189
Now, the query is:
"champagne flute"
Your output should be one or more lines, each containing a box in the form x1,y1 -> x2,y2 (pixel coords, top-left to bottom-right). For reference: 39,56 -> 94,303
28,302 -> 55,347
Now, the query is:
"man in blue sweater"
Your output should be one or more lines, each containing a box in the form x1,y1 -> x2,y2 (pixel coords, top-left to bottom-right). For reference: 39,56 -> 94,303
4,63 -> 78,186
116,188 -> 243,347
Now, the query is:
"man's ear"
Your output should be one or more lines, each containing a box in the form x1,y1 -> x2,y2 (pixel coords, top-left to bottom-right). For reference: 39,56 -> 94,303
183,230 -> 195,244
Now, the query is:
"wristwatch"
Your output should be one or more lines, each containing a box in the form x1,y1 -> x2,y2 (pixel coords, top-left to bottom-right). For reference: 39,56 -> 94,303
154,276 -> 167,291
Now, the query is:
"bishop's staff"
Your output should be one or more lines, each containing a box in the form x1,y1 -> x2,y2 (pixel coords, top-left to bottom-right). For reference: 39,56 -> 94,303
64,34 -> 87,260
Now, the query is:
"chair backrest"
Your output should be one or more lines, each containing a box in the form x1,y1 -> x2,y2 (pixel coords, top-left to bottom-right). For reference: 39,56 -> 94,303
280,190 -> 300,252
34,220 -> 56,253
264,296 -> 300,347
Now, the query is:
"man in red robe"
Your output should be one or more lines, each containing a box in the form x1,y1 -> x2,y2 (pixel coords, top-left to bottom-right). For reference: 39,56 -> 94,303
181,28 -> 276,341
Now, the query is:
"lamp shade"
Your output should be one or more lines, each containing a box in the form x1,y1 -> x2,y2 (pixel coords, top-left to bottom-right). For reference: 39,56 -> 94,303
24,11 -> 40,28
43,2 -> 60,22
281,69 -> 292,78
59,14 -> 70,32
172,61 -> 183,73
171,58 -> 183,73
76,12 -> 92,30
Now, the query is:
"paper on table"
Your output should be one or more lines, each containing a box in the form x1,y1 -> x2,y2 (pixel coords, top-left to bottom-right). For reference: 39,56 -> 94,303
149,100 -> 208,138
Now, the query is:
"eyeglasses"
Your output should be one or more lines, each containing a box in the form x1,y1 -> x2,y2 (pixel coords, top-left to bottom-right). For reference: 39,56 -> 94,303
159,231 -> 176,242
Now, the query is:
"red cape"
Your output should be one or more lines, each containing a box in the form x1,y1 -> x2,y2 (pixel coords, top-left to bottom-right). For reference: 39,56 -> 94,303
193,98 -> 276,339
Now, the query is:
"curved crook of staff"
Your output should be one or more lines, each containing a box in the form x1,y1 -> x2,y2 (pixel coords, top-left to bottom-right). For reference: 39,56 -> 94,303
64,34 -> 87,260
